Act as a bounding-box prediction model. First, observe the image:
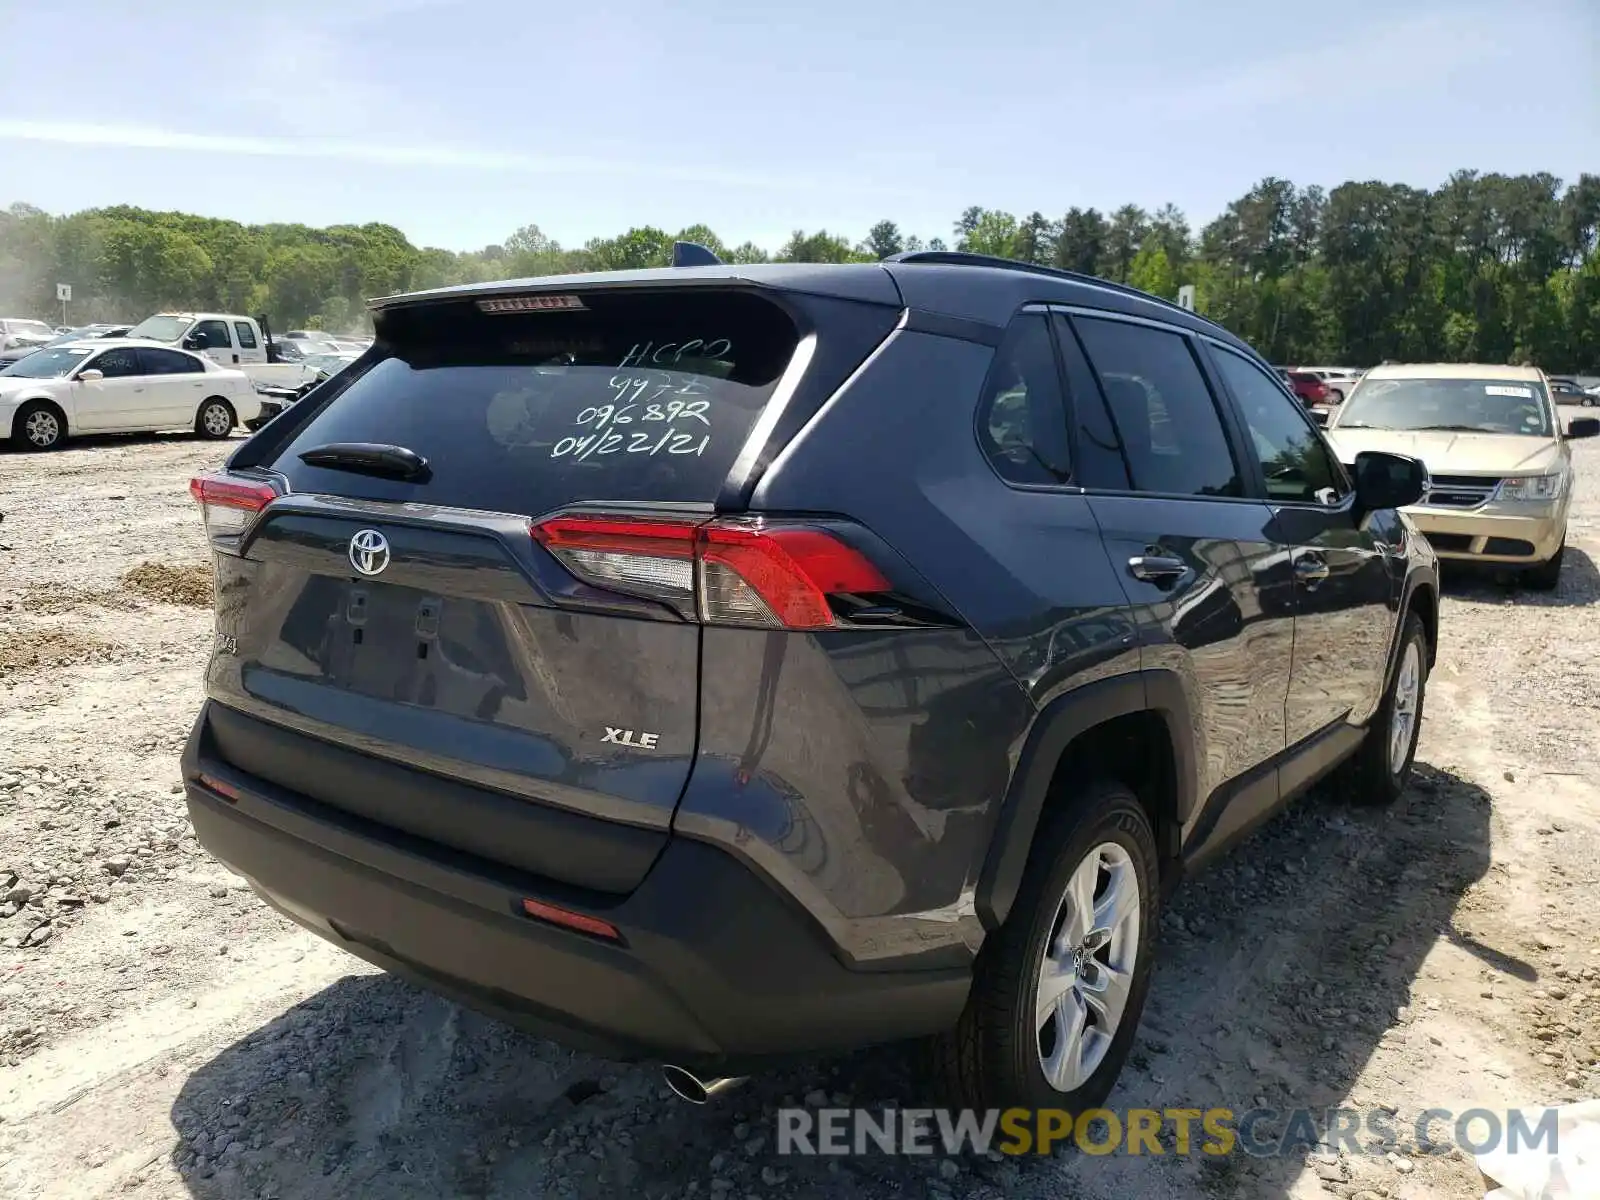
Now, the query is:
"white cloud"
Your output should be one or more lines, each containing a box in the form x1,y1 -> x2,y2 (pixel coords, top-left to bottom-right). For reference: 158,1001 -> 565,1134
1136,11 -> 1508,118
0,118 -> 910,198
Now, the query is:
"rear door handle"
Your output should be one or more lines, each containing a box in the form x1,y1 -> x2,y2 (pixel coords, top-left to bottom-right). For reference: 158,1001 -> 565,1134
1128,555 -> 1187,583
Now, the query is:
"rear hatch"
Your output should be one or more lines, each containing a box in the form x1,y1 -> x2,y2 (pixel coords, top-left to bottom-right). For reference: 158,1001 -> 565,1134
194,283 -> 900,895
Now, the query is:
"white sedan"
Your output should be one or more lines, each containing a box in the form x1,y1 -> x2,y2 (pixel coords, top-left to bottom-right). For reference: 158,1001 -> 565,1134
0,339 -> 261,451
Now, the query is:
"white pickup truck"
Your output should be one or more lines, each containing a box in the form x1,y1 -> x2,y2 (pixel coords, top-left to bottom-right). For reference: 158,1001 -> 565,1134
124,312 -> 320,390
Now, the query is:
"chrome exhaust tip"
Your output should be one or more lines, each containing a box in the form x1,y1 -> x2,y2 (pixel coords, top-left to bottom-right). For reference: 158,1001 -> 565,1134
662,1064 -> 747,1104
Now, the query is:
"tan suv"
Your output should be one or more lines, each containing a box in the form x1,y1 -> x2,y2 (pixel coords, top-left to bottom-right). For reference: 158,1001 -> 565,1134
1324,363 -> 1599,589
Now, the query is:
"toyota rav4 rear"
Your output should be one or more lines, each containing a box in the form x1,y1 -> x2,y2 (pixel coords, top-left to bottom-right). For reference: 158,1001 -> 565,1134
180,272 -> 984,1073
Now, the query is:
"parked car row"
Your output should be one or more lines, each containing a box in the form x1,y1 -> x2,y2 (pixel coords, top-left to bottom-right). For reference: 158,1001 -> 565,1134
1312,362 -> 1597,588
0,339 -> 261,449
0,323 -> 134,370
1294,365 -> 1365,402
1277,368 -> 1333,407
0,317 -> 58,359
1547,377 -> 1597,406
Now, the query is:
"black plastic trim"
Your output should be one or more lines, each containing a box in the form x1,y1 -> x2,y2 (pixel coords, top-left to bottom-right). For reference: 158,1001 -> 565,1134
975,669 -> 1197,930
902,308 -> 1004,347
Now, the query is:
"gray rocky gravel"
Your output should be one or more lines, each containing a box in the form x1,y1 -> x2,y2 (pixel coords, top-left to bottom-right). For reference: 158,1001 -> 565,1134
3,429 -> 1597,1199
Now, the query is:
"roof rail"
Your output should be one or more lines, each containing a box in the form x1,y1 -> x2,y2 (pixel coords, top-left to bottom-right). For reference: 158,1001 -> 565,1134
882,249 -> 1214,327
671,240 -> 723,268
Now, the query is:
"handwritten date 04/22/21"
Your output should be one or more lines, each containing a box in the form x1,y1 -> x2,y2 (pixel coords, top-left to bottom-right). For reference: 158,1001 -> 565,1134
552,426 -> 709,459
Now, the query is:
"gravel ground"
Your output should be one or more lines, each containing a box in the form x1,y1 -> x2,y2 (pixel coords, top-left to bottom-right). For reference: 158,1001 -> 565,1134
2,428 -> 1598,1200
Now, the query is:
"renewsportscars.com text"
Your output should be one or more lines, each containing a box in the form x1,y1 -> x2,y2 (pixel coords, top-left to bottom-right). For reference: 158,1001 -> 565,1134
776,1106 -> 1560,1158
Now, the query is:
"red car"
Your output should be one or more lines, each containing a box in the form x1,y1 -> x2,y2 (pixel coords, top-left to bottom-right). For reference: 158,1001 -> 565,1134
1282,370 -> 1330,406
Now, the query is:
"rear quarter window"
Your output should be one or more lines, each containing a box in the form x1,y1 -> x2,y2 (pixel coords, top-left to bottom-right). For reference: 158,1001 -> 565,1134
266,290 -> 798,515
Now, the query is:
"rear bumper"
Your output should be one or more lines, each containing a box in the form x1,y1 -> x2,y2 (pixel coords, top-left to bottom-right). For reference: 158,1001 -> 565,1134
181,702 -> 968,1071
1404,504 -> 1564,565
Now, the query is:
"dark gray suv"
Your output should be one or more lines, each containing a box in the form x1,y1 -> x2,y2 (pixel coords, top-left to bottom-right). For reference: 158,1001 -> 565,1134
182,250 -> 1439,1112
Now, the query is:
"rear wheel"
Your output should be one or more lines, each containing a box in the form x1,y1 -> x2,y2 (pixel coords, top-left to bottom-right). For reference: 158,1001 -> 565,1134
1329,388 -> 1345,403
934,781 -> 1158,1112
13,401 -> 65,451
1524,542 -> 1564,591
1339,612 -> 1428,806
196,398 -> 235,439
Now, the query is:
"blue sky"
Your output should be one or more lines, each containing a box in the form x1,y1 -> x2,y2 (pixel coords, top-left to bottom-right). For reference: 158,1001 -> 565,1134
1,0 -> 1595,254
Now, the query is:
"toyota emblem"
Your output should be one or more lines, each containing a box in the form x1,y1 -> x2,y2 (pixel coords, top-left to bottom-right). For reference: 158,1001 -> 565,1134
348,529 -> 390,576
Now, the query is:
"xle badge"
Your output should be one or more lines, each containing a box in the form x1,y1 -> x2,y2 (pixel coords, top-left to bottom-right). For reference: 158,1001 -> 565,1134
601,727 -> 660,750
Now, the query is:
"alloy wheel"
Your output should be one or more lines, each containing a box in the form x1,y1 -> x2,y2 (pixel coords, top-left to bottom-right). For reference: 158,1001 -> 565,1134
1389,640 -> 1421,775
1033,842 -> 1141,1093
24,409 -> 60,448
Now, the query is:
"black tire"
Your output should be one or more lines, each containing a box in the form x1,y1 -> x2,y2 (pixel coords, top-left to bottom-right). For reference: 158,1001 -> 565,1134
1581,396 -> 1596,408
1523,542 -> 1564,591
12,400 -> 66,451
195,398 -> 236,439
1340,612 -> 1428,806
933,781 -> 1159,1113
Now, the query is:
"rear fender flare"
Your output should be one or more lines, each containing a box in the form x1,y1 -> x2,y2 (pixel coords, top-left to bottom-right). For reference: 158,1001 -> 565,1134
975,670 -> 1198,931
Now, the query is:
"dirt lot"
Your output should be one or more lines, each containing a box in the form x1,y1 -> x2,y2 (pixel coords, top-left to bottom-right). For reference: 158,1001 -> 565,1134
2,430 -> 1598,1200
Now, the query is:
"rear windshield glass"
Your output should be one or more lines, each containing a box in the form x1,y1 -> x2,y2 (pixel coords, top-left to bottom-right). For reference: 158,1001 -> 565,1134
267,290 -> 798,514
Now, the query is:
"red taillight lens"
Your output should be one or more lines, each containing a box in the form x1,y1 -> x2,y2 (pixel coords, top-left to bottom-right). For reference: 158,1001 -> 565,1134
520,897 -> 620,940
700,523 -> 889,628
196,773 -> 240,802
531,513 -> 889,630
190,472 -> 278,540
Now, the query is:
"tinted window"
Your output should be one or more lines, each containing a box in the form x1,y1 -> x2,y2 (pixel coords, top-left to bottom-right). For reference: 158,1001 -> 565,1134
1213,347 -> 1344,503
139,347 -> 205,374
193,320 -> 232,351
89,348 -> 143,378
1073,317 -> 1242,497
975,314 -> 1071,486
269,290 -> 798,514
233,321 -> 259,349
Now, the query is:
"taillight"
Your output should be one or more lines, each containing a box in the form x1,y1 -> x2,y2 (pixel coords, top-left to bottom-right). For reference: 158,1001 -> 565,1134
189,472 -> 278,541
532,513 -> 890,630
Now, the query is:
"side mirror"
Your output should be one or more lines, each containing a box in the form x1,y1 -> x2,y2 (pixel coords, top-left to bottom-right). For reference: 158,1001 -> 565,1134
77,368 -> 104,382
1567,417 -> 1599,440
1353,450 -> 1427,513
184,332 -> 207,350
1307,407 -> 1330,427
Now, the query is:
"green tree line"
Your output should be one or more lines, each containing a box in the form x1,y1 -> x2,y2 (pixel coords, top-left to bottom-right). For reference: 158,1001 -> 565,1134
2,169 -> 1595,370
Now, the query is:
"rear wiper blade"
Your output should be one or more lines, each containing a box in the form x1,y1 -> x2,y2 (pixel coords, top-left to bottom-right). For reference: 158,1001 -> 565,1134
298,442 -> 430,481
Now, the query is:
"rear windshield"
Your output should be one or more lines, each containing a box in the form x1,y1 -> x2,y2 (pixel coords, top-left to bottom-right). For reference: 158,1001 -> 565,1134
267,290 -> 798,515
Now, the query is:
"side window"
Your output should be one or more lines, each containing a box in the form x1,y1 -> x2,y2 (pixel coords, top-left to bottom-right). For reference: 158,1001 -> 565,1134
1072,316 -> 1242,497
194,320 -> 232,351
139,348 -> 205,375
233,321 -> 259,350
89,348 -> 143,378
975,313 -> 1072,486
1212,347 -> 1345,503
